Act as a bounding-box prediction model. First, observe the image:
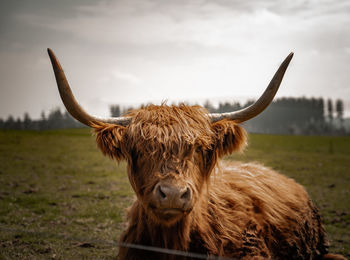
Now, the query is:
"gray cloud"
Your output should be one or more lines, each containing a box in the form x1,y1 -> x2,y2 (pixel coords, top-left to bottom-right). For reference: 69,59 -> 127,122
0,0 -> 350,119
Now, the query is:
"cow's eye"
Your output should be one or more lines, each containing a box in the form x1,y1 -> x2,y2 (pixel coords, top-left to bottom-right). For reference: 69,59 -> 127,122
196,146 -> 203,153
129,149 -> 140,169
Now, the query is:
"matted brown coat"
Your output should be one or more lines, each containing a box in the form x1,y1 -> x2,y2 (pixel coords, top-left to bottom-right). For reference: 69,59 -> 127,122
94,105 -> 341,260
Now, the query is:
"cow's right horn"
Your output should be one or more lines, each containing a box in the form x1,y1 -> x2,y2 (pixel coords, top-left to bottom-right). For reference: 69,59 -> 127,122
47,48 -> 131,127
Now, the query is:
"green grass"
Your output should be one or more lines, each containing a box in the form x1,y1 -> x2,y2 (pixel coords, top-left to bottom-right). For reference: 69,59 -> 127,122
0,129 -> 132,259
0,129 -> 349,258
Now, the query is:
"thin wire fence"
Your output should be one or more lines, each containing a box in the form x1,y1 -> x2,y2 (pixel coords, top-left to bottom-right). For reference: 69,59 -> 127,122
0,225 -> 234,260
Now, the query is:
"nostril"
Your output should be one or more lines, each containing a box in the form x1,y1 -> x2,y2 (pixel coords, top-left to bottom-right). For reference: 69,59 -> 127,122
181,187 -> 191,201
157,185 -> 166,199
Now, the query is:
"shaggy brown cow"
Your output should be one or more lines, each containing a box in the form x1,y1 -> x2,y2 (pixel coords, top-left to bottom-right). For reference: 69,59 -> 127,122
47,49 -> 345,260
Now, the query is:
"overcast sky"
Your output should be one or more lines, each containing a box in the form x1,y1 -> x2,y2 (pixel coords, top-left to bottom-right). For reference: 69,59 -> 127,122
1,0 -> 350,119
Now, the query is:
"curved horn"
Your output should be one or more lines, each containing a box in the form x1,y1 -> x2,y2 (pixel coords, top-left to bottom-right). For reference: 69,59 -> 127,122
47,48 -> 131,127
209,52 -> 294,123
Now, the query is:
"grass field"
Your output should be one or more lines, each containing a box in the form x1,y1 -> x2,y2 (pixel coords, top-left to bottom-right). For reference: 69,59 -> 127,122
0,128 -> 349,259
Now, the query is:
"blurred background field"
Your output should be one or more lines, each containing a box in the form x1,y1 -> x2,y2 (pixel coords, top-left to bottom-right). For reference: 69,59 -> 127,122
0,129 -> 349,259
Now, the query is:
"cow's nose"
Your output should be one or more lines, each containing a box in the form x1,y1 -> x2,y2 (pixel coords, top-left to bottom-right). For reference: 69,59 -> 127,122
154,183 -> 192,209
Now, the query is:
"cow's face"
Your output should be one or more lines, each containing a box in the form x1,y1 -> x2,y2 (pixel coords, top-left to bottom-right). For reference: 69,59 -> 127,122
95,105 -> 246,225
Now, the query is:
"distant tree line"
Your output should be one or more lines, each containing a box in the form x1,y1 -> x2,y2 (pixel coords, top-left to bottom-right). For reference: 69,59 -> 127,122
0,108 -> 83,130
0,97 -> 348,135
110,105 -> 135,117
204,97 -> 347,135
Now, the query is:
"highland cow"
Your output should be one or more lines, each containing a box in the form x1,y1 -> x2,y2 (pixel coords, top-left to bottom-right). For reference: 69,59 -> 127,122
48,48 -> 345,259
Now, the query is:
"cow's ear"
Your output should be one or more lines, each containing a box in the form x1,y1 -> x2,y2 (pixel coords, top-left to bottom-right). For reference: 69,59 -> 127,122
93,123 -> 126,161
211,119 -> 247,157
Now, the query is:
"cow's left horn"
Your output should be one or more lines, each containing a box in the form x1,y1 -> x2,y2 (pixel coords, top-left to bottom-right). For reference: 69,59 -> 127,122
47,48 -> 131,127
209,52 -> 294,123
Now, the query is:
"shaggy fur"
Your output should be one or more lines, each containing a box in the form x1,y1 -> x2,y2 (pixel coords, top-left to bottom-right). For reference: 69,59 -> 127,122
93,104 -> 344,260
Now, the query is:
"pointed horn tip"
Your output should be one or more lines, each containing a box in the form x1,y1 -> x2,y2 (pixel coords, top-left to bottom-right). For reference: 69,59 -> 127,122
281,52 -> 294,68
47,48 -> 53,56
47,48 -> 64,72
47,48 -> 58,63
47,48 -> 55,61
